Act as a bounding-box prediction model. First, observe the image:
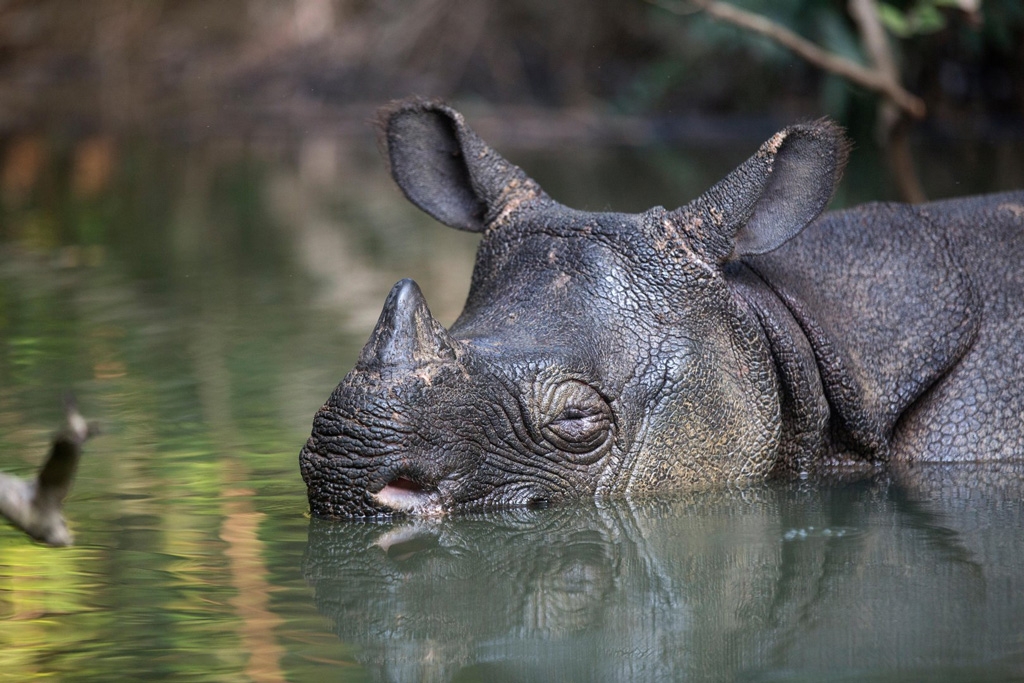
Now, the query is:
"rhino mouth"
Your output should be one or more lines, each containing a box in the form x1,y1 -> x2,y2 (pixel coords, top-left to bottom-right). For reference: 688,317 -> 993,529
370,476 -> 444,515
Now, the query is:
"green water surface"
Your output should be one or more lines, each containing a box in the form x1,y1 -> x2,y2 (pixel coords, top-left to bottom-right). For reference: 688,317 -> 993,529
1,130 -> 1022,681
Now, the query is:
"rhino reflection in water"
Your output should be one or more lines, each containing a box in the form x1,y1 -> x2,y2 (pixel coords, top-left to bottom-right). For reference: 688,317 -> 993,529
303,467 -> 1024,682
300,97 -> 1024,518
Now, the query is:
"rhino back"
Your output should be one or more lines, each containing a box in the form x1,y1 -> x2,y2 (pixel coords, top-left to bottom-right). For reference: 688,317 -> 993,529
891,193 -> 1024,460
748,191 -> 1024,463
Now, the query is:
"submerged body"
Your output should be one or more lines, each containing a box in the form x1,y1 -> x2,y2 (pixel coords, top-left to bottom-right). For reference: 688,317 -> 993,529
744,194 -> 1024,468
300,98 -> 1024,518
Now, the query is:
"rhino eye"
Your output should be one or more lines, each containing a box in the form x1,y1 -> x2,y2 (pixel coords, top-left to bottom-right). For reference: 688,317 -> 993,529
540,380 -> 612,462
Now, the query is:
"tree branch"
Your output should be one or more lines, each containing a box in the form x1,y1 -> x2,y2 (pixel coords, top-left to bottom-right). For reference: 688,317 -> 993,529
649,0 -> 926,119
848,0 -> 926,202
848,0 -> 898,83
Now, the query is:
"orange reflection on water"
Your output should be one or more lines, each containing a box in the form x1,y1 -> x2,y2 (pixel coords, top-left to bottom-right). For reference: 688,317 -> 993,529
220,487 -> 286,683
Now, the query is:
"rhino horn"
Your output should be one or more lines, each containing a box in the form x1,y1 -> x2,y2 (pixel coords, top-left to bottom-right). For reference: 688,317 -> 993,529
357,279 -> 458,370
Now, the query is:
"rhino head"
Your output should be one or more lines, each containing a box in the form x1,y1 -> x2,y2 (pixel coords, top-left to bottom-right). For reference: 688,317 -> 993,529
300,99 -> 847,518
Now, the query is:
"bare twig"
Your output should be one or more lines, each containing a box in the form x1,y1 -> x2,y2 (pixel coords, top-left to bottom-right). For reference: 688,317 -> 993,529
849,0 -> 926,202
884,115 -> 927,202
848,0 -> 898,82
648,0 -> 926,119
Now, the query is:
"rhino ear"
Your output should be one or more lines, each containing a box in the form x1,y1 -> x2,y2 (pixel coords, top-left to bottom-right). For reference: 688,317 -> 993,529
668,120 -> 849,262
383,99 -> 546,233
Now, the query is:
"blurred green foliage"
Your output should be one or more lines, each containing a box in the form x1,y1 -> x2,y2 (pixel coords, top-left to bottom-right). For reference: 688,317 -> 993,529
642,0 -> 1023,134
0,0 -> 1020,141
878,1 -> 953,37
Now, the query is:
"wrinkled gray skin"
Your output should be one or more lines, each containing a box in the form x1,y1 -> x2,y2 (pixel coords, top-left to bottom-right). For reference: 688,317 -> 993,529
300,97 -> 1024,518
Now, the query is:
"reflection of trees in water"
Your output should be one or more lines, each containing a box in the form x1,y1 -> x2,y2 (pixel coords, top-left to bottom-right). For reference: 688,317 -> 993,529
305,469 -> 1024,681
0,125 -> 483,678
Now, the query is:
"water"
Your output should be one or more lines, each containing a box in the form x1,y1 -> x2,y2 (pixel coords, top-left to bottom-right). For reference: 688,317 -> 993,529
1,129 -> 1023,681
306,469 -> 1024,682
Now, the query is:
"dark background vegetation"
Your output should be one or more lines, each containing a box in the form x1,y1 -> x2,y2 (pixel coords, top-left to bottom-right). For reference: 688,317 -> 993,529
1,0 -> 1021,145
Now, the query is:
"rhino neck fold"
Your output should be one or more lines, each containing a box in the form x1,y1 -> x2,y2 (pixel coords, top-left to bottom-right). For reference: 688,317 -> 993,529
728,264 -> 830,475
744,203 -> 980,462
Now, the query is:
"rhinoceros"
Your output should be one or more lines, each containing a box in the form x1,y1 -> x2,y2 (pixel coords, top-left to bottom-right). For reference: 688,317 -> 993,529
300,98 -> 1024,518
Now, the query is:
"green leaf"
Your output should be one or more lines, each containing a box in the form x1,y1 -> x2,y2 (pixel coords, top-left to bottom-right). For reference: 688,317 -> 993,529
878,3 -> 912,37
911,4 -> 947,33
